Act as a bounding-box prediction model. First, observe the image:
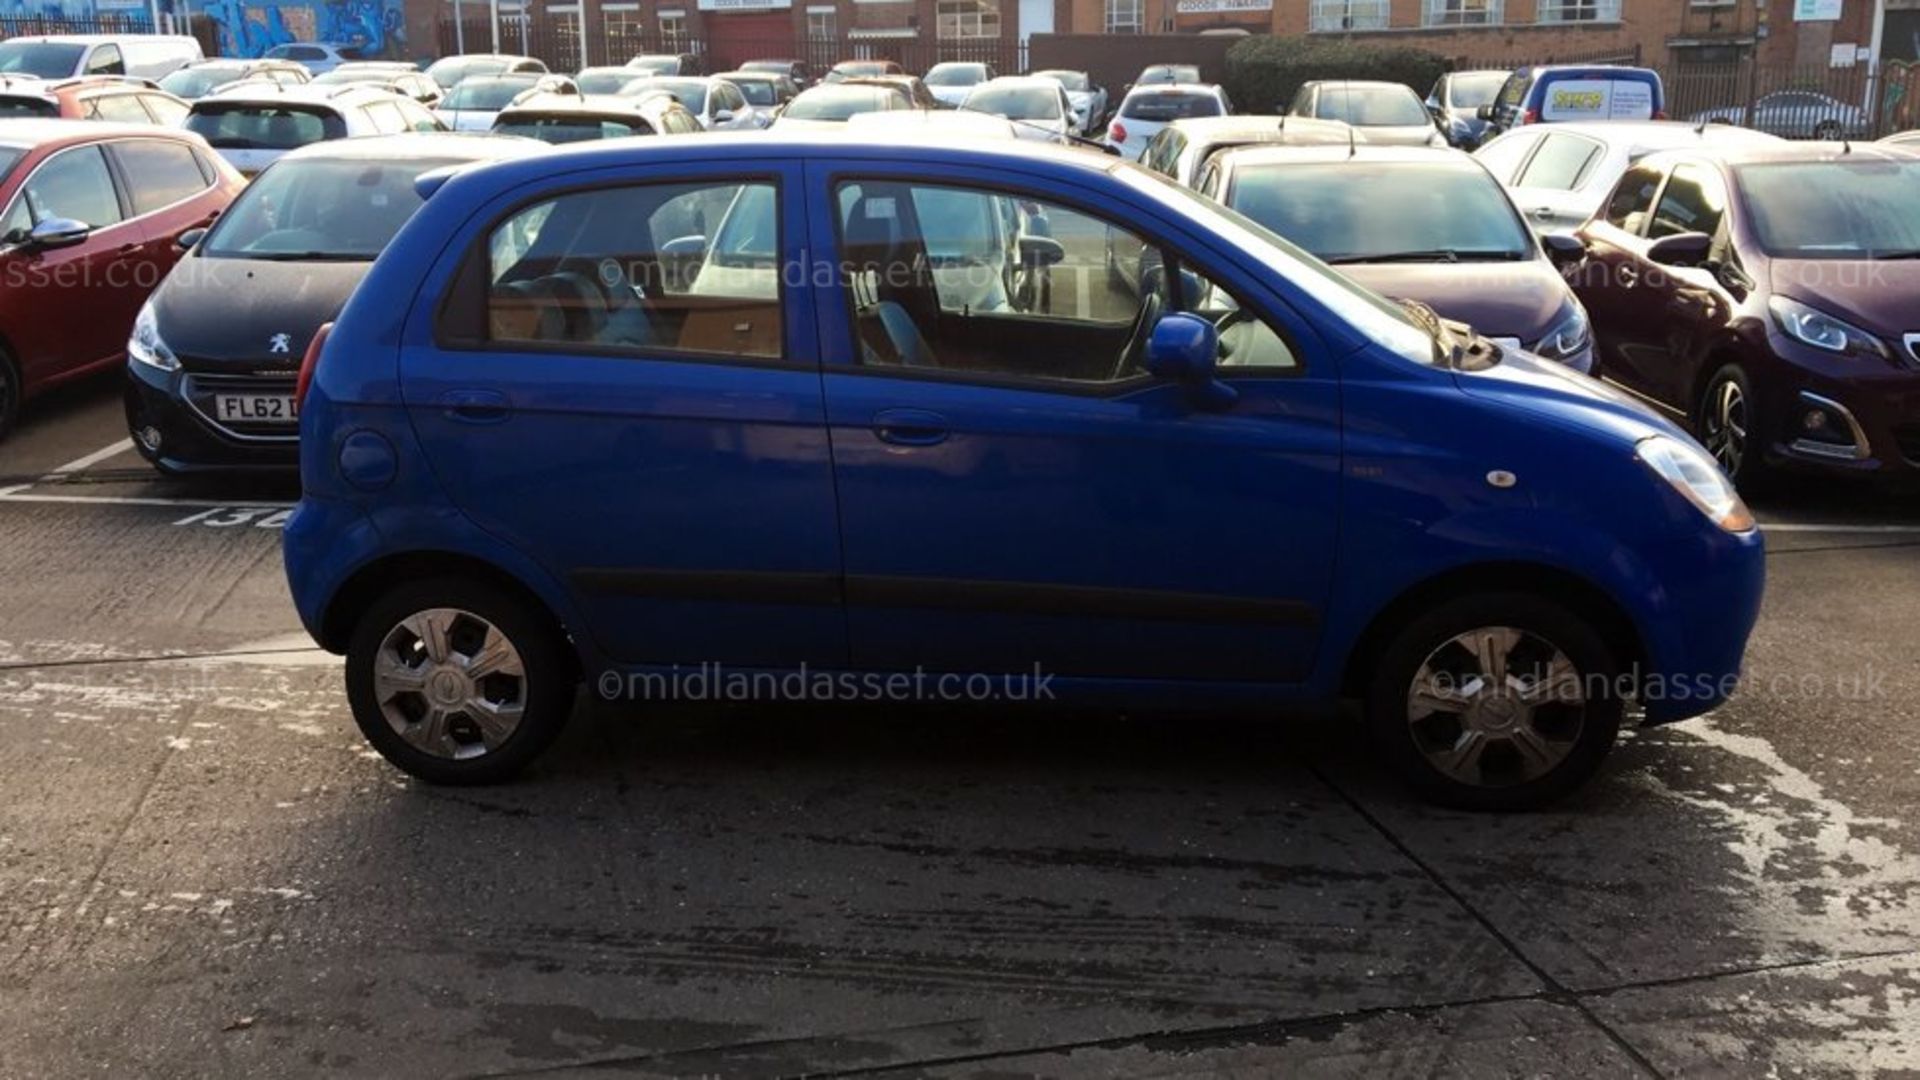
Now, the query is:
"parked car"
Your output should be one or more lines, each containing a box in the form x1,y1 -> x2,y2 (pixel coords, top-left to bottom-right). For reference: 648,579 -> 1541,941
1690,91 -> 1870,141
1288,81 -> 1446,148
1483,65 -> 1666,139
1031,69 -> 1107,136
284,135 -> 1764,809
0,34 -> 201,80
160,58 -> 311,100
770,83 -> 911,130
435,73 -> 575,132
625,53 -> 703,77
0,120 -> 241,440
492,91 -> 700,142
923,61 -> 993,107
1882,129 -> 1920,150
124,133 -> 537,474
1134,63 -> 1200,87
1195,145 -> 1593,372
187,83 -> 445,176
1427,69 -> 1509,148
1137,115 -> 1361,187
1106,83 -> 1231,159
573,66 -> 655,96
313,66 -> 443,107
822,59 -> 903,83
738,58 -> 809,88
259,42 -> 368,77
1475,120 -> 1783,235
1572,142 -> 1920,485
619,75 -> 758,130
960,76 -> 1073,143
423,53 -> 547,91
844,109 -> 1018,140
843,74 -> 940,111
0,75 -> 189,124
714,70 -> 798,125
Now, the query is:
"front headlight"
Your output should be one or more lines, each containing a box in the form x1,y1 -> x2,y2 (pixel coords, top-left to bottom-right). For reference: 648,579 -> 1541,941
128,302 -> 178,372
1534,302 -> 1592,361
1637,434 -> 1755,532
1768,296 -> 1887,358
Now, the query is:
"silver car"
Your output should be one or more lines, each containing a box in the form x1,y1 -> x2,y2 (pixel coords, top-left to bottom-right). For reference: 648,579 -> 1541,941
1690,90 -> 1871,140
1287,80 -> 1446,148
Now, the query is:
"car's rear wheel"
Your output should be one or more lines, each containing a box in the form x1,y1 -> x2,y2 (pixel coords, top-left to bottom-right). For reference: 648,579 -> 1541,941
1813,120 -> 1842,140
0,350 -> 20,443
1366,593 -> 1622,810
345,577 -> 575,784
1697,363 -> 1764,487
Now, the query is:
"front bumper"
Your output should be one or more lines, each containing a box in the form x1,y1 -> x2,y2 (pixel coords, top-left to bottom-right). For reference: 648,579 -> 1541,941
1635,522 -> 1768,724
1758,333 -> 1920,477
124,359 -> 300,473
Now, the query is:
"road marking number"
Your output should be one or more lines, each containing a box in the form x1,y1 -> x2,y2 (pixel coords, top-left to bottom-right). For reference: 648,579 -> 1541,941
173,506 -> 292,529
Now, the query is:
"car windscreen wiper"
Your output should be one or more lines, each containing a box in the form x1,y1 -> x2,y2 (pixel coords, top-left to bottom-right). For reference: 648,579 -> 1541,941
1873,249 -> 1920,260
1327,249 -> 1522,265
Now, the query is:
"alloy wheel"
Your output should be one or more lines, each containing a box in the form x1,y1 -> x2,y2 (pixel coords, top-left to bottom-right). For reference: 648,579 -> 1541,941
373,608 -> 528,760
1405,626 -> 1586,788
1701,376 -> 1747,476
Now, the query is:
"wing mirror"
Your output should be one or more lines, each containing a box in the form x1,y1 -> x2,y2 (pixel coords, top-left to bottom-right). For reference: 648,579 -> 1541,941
1018,235 -> 1065,267
1647,231 -> 1714,269
1476,104 -> 1496,122
1540,232 -> 1587,270
1145,312 -> 1237,410
176,226 -> 207,251
27,217 -> 90,250
713,108 -> 734,123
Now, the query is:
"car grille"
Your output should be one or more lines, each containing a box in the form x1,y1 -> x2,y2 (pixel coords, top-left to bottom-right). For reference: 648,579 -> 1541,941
181,371 -> 299,441
1894,423 -> 1920,467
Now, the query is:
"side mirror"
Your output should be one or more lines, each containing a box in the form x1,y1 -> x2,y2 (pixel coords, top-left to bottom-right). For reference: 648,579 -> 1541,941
1476,104 -> 1495,122
176,226 -> 207,251
1647,231 -> 1714,269
1018,234 -> 1065,267
713,109 -> 734,123
27,217 -> 90,250
1540,232 -> 1586,270
1145,312 -> 1237,409
661,234 -> 707,258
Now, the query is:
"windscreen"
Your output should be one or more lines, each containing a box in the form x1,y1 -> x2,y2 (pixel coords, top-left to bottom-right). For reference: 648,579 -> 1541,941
201,157 -> 453,259
0,41 -> 83,78
1737,160 -> 1920,258
1230,162 -> 1531,264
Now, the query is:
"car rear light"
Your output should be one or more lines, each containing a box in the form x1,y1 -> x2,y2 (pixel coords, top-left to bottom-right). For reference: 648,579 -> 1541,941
1109,121 -> 1126,143
295,321 -> 332,409
1523,108 -> 1539,125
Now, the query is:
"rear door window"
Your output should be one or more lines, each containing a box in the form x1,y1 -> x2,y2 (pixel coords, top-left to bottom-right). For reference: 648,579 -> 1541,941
1514,132 -> 1603,191
1603,163 -> 1663,234
1648,164 -> 1727,240
110,139 -> 211,215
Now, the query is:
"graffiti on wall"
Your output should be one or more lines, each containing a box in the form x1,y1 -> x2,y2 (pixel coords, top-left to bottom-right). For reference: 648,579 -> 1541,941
204,0 -> 407,59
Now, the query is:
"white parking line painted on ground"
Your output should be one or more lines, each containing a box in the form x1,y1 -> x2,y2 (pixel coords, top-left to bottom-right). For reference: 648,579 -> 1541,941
1761,523 -> 1920,535
45,438 -> 135,477
0,492 -> 294,511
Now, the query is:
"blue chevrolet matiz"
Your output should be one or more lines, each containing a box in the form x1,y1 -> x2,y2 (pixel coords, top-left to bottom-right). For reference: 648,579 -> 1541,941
284,134 -> 1765,809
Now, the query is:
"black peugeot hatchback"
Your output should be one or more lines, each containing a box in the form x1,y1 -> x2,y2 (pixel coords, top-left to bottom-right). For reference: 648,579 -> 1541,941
125,132 -> 536,474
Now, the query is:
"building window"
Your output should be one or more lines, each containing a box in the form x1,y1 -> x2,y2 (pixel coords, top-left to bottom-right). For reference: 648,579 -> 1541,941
806,6 -> 836,38
1538,0 -> 1620,22
658,9 -> 688,49
1104,0 -> 1142,34
1308,0 -> 1391,31
937,0 -> 999,39
1425,0 -> 1501,26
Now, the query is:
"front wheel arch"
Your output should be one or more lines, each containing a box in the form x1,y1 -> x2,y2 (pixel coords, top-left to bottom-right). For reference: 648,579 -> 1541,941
1338,562 -> 1646,704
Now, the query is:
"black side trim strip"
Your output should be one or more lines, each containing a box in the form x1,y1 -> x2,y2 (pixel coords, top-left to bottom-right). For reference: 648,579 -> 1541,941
571,570 -> 1318,628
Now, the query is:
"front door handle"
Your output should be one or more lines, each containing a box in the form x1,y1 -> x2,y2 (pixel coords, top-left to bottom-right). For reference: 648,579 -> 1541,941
872,408 -> 948,446
1618,264 -> 1640,288
437,388 -> 511,424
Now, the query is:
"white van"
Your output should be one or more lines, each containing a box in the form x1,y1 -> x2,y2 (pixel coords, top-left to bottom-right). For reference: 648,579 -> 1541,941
0,34 -> 202,81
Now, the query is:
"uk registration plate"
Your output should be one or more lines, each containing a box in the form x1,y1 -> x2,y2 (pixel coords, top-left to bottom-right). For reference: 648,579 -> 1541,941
216,394 -> 298,422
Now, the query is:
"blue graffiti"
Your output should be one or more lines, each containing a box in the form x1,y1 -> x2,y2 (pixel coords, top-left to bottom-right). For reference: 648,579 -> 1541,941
204,0 -> 407,60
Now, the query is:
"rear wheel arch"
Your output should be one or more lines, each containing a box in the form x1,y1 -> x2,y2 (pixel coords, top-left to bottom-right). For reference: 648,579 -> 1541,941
320,550 -> 576,679
1339,562 -> 1647,702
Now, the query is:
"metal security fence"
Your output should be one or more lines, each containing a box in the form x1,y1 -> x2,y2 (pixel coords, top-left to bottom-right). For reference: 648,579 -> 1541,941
0,14 -> 220,61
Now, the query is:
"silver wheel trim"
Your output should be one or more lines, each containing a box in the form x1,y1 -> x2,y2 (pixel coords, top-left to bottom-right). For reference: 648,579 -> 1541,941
1702,377 -> 1747,475
1406,626 -> 1586,788
373,607 -> 527,761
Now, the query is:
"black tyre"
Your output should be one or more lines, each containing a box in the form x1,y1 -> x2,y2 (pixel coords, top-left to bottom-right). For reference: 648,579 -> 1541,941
345,577 -> 575,784
1696,363 -> 1766,489
0,350 -> 20,443
1813,120 -> 1842,140
1365,593 -> 1623,811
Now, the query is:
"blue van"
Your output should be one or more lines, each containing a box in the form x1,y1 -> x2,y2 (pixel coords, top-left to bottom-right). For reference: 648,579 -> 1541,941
282,135 -> 1764,809
1483,65 -> 1666,139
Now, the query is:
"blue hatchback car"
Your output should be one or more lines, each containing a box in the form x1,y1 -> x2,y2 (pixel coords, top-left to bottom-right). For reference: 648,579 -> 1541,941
283,134 -> 1765,809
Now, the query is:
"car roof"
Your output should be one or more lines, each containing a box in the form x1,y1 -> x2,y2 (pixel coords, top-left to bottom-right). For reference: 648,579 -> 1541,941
715,69 -> 781,81
1301,80 -> 1418,94
1643,141 -> 1915,168
0,118 -> 185,150
1218,144 -> 1470,169
191,82 -> 398,107
844,110 -> 1017,137
976,75 -> 1059,88
12,33 -> 194,44
1168,115 -> 1340,137
1122,82 -> 1219,98
497,93 -> 655,119
1503,119 -> 1781,149
277,131 -> 538,163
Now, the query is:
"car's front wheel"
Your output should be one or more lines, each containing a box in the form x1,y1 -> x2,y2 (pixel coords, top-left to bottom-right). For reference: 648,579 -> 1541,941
345,577 -> 575,784
1366,593 -> 1623,810
0,349 -> 20,443
1697,363 -> 1764,488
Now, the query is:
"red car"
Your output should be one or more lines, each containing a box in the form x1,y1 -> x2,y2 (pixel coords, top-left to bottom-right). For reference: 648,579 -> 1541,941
0,74 -> 190,124
0,120 -> 242,438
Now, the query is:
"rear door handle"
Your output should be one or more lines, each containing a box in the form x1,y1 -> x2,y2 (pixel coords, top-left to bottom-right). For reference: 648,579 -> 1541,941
1530,206 -> 1556,221
872,408 -> 948,446
437,388 -> 511,423
1618,264 -> 1640,288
